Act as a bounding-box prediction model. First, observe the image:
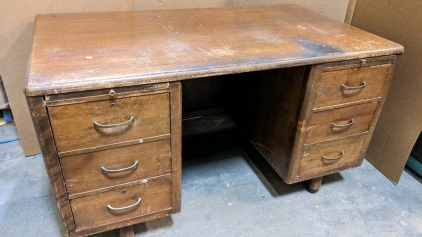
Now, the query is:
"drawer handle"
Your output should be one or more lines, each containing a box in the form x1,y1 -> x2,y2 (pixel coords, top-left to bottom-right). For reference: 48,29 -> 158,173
101,160 -> 138,174
330,119 -> 354,129
93,116 -> 134,129
322,151 -> 344,161
341,81 -> 366,90
107,198 -> 142,214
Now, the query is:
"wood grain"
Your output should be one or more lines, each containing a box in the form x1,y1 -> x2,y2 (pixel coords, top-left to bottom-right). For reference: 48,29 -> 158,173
322,55 -> 394,71
286,64 -> 324,183
58,134 -> 170,158
314,64 -> 392,109
299,135 -> 367,177
61,139 -> 171,198
170,82 -> 182,213
75,210 -> 171,237
45,83 -> 170,105
24,5 -> 403,96
26,96 -> 76,236
71,174 -> 172,231
359,56 -> 401,168
48,93 -> 170,153
23,5 -> 404,235
305,102 -> 378,144
224,66 -> 307,181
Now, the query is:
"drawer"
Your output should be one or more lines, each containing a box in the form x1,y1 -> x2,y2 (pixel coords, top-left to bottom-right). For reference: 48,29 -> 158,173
61,139 -> 171,197
71,174 -> 172,231
305,102 -> 378,144
299,135 -> 367,176
314,64 -> 391,109
48,93 -> 170,153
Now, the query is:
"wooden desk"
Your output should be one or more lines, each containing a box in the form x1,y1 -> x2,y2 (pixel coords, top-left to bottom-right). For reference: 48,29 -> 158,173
24,5 -> 403,237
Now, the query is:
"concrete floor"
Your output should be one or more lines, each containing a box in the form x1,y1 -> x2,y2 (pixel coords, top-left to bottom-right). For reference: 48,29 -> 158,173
0,114 -> 421,237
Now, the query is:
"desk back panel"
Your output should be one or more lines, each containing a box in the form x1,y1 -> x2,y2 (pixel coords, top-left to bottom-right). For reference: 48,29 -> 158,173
182,77 -> 224,113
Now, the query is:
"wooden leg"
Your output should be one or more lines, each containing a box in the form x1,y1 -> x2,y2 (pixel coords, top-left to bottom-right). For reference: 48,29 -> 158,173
119,225 -> 135,237
305,176 -> 323,193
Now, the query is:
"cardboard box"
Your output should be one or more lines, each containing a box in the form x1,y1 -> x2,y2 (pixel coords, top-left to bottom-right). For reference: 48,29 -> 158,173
0,0 -> 351,156
352,0 -> 422,184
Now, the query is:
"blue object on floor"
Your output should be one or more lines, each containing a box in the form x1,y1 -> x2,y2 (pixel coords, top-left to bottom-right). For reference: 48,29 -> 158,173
0,137 -> 19,144
2,109 -> 13,123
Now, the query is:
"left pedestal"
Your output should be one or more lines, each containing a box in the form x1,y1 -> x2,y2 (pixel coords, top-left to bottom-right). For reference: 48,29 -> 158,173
26,82 -> 182,237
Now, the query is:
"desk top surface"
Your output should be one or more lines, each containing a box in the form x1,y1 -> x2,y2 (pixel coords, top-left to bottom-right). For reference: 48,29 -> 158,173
25,4 -> 403,96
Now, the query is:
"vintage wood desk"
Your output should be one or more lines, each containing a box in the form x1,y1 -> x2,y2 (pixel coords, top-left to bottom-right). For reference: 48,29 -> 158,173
24,4 -> 403,237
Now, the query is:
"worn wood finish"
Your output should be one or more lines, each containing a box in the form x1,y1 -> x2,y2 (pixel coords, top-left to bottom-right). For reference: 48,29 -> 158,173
45,83 -> 170,106
224,66 -> 307,180
299,135 -> 367,177
314,64 -> 392,109
24,5 -> 403,97
286,65 -> 324,183
358,55 -> 401,168
224,57 -> 399,185
294,59 -> 400,183
26,96 -> 76,236
71,174 -> 172,231
27,84 -> 182,236
77,210 -> 172,237
24,5 -> 404,236
48,93 -> 170,153
170,82 -> 182,214
322,55 -> 394,71
59,134 -> 170,158
61,139 -> 171,198
305,102 -> 378,144
47,89 -> 170,107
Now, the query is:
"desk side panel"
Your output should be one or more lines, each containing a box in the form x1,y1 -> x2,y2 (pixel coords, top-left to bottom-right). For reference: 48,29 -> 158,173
223,67 -> 306,182
170,82 -> 182,213
26,96 -> 76,237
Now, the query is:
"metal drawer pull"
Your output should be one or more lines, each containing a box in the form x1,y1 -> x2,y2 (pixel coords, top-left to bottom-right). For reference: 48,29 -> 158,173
341,81 -> 366,90
101,160 -> 138,174
322,151 -> 345,161
93,116 -> 134,129
107,198 -> 142,214
330,119 -> 354,129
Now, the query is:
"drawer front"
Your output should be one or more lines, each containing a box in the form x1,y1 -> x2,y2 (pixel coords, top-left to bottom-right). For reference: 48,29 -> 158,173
71,174 -> 172,231
299,135 -> 367,176
48,93 -> 170,153
305,102 -> 378,144
61,139 -> 171,197
314,64 -> 391,109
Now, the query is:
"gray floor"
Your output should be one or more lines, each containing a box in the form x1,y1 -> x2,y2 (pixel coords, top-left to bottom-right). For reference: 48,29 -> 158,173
0,114 -> 421,237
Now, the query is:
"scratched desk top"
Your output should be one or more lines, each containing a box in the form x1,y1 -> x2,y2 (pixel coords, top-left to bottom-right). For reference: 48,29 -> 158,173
25,4 -> 403,96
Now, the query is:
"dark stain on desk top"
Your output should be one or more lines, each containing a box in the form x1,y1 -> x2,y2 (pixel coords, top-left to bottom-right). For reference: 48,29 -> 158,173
291,38 -> 346,57
25,4 -> 403,96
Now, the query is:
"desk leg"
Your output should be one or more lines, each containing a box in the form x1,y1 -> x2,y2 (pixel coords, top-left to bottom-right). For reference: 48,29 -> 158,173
119,225 -> 135,237
304,177 -> 323,193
